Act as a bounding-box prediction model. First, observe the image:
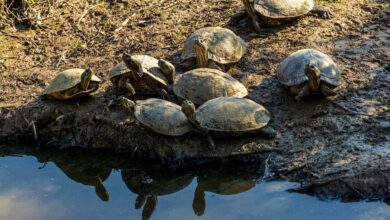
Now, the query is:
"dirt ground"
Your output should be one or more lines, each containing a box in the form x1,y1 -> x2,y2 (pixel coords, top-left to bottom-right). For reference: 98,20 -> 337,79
0,0 -> 389,202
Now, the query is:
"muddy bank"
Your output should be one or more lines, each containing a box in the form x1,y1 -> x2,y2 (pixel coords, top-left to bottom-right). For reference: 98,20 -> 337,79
0,0 -> 389,202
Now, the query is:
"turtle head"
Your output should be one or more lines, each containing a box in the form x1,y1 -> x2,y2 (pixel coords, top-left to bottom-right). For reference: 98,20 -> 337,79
181,100 -> 196,123
304,63 -> 321,91
158,59 -> 176,84
80,67 -> 93,91
94,176 -> 109,202
122,53 -> 143,79
194,39 -> 208,68
117,96 -> 136,113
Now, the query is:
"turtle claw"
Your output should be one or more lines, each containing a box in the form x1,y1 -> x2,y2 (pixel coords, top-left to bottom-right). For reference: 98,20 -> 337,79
311,6 -> 334,19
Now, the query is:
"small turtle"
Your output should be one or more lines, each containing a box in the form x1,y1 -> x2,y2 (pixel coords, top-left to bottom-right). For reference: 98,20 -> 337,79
181,27 -> 246,72
241,0 -> 334,32
173,68 -> 248,105
42,68 -> 101,100
181,97 -> 276,139
120,53 -> 176,99
276,49 -> 341,101
118,97 -> 192,136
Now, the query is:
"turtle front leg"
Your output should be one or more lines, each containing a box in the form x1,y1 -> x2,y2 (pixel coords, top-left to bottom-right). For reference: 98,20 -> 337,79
241,0 -> 261,33
309,6 -> 334,19
158,59 -> 176,84
118,76 -> 136,97
295,84 -> 311,101
258,126 -> 277,139
320,84 -> 337,97
156,88 -> 173,101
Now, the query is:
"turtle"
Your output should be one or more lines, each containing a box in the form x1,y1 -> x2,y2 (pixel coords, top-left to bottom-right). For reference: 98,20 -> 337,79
181,27 -> 247,72
119,53 -> 176,99
173,68 -> 248,105
181,97 -> 277,139
276,49 -> 342,101
41,68 -> 101,100
241,0 -> 334,33
117,97 -> 192,136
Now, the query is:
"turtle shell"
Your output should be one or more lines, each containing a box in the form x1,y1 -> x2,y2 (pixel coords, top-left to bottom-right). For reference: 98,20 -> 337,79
181,27 -> 247,65
276,49 -> 341,86
133,55 -> 169,86
254,0 -> 314,18
42,68 -> 101,95
173,68 -> 248,105
134,98 -> 192,136
109,62 -> 130,79
195,97 -> 270,132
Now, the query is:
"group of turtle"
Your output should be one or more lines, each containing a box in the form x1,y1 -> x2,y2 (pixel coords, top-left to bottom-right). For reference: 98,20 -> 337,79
41,0 -> 341,142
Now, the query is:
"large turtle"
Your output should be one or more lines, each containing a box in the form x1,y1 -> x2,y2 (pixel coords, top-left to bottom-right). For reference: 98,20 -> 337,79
276,49 -> 341,101
117,97 -> 192,136
41,68 -> 101,100
173,68 -> 248,105
181,27 -> 246,72
119,53 -> 176,99
181,97 -> 276,139
241,0 -> 334,32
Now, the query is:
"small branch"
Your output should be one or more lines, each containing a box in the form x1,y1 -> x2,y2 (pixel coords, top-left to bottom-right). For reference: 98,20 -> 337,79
75,3 -> 104,30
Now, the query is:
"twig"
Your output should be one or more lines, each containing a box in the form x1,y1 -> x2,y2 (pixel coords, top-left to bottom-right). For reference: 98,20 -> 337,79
114,0 -> 171,33
75,3 -> 104,30
55,50 -> 68,68
0,30 -> 23,39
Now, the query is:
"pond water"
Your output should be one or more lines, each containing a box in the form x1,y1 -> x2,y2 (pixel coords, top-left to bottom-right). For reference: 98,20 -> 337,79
0,146 -> 389,220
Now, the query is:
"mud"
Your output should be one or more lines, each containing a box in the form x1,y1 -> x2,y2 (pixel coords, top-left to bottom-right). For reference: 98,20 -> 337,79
0,0 -> 389,201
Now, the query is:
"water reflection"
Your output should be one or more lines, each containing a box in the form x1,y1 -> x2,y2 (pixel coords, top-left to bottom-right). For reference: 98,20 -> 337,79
193,166 -> 260,216
49,151 -> 112,202
0,145 -> 389,220
122,167 -> 194,220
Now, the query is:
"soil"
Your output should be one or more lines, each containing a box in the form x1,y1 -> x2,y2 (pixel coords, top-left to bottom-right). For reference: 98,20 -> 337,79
0,0 -> 389,202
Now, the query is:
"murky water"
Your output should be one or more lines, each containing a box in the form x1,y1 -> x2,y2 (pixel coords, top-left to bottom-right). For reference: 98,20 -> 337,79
0,146 -> 389,220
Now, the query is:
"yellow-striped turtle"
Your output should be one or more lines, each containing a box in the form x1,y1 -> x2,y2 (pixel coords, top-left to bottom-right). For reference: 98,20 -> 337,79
241,0 -> 333,32
173,68 -> 248,105
181,27 -> 246,72
41,68 -> 101,100
276,49 -> 341,101
181,97 -> 276,139
119,53 -> 175,99
118,97 -> 192,136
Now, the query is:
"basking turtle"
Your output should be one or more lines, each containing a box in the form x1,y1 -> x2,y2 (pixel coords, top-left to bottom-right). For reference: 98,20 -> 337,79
41,68 -> 101,100
121,53 -> 176,99
181,97 -> 276,139
181,27 -> 246,72
117,97 -> 192,136
276,49 -> 341,101
241,0 -> 334,32
173,68 -> 248,105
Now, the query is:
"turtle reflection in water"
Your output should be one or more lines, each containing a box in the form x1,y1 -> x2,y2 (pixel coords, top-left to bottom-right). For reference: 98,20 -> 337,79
121,167 -> 194,220
48,150 -> 112,201
192,166 -> 261,216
